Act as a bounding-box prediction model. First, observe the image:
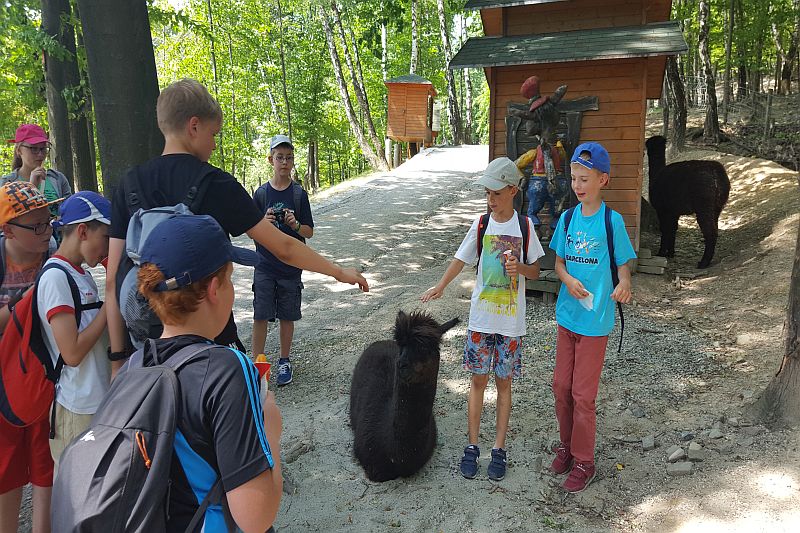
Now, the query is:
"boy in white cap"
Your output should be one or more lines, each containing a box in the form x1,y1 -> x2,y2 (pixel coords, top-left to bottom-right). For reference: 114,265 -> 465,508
37,191 -> 111,469
422,157 -> 544,481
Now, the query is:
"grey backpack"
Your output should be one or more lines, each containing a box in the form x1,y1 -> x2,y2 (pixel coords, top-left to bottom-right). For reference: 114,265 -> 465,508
116,166 -> 215,348
51,342 -> 232,532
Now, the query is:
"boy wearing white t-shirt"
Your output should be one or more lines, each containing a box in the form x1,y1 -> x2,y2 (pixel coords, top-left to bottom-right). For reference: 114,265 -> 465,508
421,157 -> 544,482
37,191 -> 111,469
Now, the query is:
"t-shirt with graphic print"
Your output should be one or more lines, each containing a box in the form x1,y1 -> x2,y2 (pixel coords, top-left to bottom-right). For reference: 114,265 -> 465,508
0,255 -> 42,306
549,202 -> 636,337
455,212 -> 545,337
37,256 -> 110,414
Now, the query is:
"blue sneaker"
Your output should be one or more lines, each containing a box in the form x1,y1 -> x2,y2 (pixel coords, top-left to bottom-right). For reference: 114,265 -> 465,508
276,359 -> 293,386
460,445 -> 480,479
487,448 -> 507,481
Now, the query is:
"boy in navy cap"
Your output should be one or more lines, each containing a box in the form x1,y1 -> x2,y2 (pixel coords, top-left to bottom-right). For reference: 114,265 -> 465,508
37,191 -> 111,469
548,142 -> 636,493
133,214 -> 282,531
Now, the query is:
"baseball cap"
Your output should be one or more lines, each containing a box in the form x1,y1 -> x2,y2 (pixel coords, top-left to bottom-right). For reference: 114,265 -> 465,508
270,134 -> 294,150
6,124 -> 49,145
140,214 -> 261,292
475,157 -> 523,190
0,181 -> 63,225
52,191 -> 111,228
570,142 -> 611,174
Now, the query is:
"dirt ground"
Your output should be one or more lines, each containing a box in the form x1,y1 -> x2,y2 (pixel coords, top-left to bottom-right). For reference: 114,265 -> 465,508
227,134 -> 798,532
16,125 -> 798,531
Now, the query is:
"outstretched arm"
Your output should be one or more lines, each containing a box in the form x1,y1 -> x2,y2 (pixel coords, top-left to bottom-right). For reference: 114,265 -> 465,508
246,218 -> 367,292
421,258 -> 466,302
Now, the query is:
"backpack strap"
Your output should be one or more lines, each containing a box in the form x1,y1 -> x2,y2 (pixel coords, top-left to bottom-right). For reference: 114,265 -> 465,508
183,476 -> 236,533
183,165 -> 217,213
562,206 -> 576,235
292,180 -> 304,210
475,213 -> 491,266
517,214 -> 530,264
604,205 -> 624,354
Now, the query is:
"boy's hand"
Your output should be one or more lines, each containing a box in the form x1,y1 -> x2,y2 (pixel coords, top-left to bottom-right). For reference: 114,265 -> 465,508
264,208 -> 277,224
336,267 -> 369,292
504,252 -> 519,276
283,210 -> 298,229
421,285 -> 444,302
261,391 -> 283,445
611,279 -> 632,304
565,277 -> 590,300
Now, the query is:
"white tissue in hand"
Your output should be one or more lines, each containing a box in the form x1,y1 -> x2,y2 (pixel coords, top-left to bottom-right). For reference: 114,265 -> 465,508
579,291 -> 594,311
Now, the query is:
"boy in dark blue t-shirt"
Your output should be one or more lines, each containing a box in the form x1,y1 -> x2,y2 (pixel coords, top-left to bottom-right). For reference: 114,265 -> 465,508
251,135 -> 314,386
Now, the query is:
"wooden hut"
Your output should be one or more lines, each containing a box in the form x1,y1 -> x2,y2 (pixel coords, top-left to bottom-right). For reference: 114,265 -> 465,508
385,74 -> 438,156
450,0 -> 687,249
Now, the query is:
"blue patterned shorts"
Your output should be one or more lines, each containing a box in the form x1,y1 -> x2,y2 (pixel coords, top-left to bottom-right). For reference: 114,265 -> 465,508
463,330 -> 523,380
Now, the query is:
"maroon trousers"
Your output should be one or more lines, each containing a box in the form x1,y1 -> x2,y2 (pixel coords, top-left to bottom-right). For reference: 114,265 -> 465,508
552,325 -> 608,464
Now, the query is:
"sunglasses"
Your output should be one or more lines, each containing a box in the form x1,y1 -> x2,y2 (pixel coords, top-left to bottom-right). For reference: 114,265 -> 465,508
21,144 -> 49,155
7,220 -> 53,235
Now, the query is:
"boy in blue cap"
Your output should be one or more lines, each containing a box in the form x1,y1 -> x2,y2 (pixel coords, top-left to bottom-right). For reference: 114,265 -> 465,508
37,191 -> 111,469
134,214 -> 282,531
548,142 -> 635,493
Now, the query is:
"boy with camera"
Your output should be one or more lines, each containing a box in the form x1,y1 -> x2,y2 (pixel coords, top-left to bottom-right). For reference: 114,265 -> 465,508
251,135 -> 314,386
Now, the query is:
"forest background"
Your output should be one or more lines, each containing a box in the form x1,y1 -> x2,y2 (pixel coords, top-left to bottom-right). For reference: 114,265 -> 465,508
0,0 -> 798,196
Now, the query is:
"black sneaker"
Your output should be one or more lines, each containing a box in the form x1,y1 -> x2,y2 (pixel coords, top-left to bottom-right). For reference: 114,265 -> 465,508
487,448 -> 507,481
459,445 -> 480,479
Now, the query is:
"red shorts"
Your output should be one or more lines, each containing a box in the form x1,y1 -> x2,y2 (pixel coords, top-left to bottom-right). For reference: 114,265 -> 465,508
0,417 -> 54,492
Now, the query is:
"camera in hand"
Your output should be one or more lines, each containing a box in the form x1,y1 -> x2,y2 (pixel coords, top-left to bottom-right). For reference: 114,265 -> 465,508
272,207 -> 287,225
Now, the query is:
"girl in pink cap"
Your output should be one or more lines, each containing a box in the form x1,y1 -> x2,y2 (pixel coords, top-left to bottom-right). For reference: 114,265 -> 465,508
3,124 -> 72,216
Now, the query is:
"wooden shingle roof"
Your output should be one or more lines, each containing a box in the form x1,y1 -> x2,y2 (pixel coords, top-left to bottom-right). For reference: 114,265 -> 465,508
463,0 -> 567,10
449,21 -> 687,69
385,74 -> 434,85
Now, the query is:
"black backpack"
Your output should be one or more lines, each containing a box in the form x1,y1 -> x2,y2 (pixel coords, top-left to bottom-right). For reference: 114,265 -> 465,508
562,205 -> 625,353
51,341 -> 232,532
476,212 -> 531,266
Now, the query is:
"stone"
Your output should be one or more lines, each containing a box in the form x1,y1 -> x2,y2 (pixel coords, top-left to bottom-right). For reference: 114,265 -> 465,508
708,428 -> 723,439
735,334 -> 753,346
741,425 -> 765,436
680,431 -> 695,442
533,455 -> 543,472
712,421 -> 722,430
642,435 -> 656,451
736,436 -> 755,448
666,444 -> 681,458
688,443 -> 705,461
666,462 -> 694,476
728,417 -> 739,426
668,448 -> 686,463
717,442 -> 734,455
631,406 -> 647,418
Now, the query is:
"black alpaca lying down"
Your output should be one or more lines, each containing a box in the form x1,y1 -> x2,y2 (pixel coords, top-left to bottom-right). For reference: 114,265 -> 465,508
645,135 -> 731,268
350,311 -> 459,482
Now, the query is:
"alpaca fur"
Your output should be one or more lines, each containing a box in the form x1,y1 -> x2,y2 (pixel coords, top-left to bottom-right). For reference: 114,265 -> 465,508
645,135 -> 731,268
349,311 -> 458,482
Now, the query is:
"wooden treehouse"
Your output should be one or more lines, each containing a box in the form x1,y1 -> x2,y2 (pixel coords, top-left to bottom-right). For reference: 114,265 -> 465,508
450,0 -> 688,252
385,74 -> 439,161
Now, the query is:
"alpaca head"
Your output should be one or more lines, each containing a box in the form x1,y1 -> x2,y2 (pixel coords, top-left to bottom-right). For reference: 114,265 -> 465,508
394,311 -> 459,385
645,135 -> 668,192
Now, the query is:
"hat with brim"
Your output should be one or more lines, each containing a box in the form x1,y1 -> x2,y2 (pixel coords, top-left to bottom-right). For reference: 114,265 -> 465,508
52,191 -> 112,228
570,142 -> 611,174
140,214 -> 261,292
475,157 -> 523,191
270,134 -> 294,151
0,181 -> 63,225
7,124 -> 49,145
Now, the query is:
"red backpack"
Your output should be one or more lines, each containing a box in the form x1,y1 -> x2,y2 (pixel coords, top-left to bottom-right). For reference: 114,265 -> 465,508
0,262 -> 91,427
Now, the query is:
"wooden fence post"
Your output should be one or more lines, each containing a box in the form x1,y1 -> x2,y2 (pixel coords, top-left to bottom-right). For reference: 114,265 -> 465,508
764,89 -> 773,140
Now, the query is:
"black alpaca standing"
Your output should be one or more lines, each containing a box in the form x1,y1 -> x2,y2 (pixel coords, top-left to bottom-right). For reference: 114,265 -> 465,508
350,311 -> 458,482
645,135 -> 731,268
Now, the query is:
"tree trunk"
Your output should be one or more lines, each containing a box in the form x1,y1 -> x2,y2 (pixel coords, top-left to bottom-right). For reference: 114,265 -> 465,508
722,0 -> 734,124
410,0 -> 418,74
436,0 -> 462,144
320,8 -> 386,171
666,55 -> 687,152
73,3 -> 99,192
276,0 -> 293,139
750,214 -> 800,427
331,2 -> 386,166
40,0 -> 74,189
76,0 -> 163,193
461,17 -> 473,144
205,0 -> 225,170
661,75 -> 670,138
381,23 -> 388,82
699,0 -> 720,144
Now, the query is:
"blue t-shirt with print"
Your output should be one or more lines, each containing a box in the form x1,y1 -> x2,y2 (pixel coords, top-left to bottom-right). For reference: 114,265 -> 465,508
549,202 -> 636,336
252,181 -> 314,279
